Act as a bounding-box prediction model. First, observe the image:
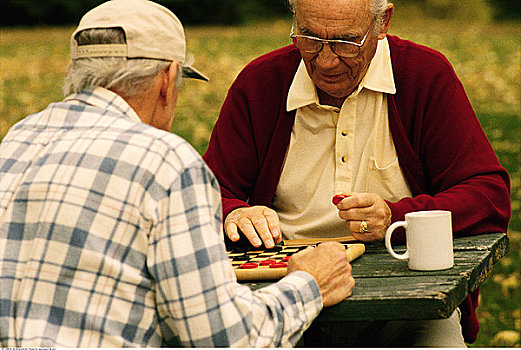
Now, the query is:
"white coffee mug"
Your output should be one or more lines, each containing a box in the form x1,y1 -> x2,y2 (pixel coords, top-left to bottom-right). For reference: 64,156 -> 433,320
385,210 -> 454,271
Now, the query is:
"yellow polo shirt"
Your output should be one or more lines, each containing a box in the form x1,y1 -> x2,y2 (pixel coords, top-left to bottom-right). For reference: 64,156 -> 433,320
273,38 -> 412,240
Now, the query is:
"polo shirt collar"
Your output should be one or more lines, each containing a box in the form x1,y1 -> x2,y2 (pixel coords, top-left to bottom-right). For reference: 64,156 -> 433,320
287,36 -> 396,112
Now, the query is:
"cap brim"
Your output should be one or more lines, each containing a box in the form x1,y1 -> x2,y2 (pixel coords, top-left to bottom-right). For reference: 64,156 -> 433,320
182,66 -> 209,81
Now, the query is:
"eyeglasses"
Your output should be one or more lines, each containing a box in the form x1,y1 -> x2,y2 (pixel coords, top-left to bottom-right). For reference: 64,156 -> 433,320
290,16 -> 377,58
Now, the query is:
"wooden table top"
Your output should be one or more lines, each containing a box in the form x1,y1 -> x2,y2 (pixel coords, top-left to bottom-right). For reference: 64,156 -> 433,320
245,233 -> 509,322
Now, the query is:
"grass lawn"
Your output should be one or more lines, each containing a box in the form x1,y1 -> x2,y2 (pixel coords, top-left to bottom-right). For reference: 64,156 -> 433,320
1,5 -> 520,346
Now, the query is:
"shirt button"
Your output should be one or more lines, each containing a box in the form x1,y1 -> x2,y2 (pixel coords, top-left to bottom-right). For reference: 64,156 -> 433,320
341,156 -> 347,163
341,130 -> 347,136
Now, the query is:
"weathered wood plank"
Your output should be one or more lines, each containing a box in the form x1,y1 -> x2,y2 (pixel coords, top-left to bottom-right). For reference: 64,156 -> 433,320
456,251 -> 500,292
247,276 -> 468,321
316,276 -> 468,321
349,250 -> 489,279
452,233 -> 508,253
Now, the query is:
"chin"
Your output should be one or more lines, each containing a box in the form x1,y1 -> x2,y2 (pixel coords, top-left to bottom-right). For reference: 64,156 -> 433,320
321,87 -> 353,99
330,78 -> 361,95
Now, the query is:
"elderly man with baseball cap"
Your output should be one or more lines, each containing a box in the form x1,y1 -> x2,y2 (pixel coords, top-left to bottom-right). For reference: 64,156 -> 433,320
0,0 -> 355,347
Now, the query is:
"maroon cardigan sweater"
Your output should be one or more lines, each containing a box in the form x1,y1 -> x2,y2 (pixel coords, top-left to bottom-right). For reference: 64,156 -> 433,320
203,35 -> 511,343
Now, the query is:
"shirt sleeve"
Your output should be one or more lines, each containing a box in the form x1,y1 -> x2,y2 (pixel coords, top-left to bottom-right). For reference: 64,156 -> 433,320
146,159 -> 322,347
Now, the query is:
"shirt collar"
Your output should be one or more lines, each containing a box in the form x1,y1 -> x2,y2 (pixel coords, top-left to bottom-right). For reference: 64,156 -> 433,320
64,87 -> 142,124
287,37 -> 395,112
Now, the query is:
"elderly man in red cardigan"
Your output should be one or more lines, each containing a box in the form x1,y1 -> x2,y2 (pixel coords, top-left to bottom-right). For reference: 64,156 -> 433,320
203,0 -> 511,346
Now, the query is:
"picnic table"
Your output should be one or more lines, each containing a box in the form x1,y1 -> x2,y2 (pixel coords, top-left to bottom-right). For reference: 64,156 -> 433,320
246,232 -> 509,322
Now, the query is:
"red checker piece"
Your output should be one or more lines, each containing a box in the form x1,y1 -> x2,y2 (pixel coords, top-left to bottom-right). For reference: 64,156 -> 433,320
269,262 -> 288,268
332,194 -> 348,206
259,259 -> 276,266
240,262 -> 259,269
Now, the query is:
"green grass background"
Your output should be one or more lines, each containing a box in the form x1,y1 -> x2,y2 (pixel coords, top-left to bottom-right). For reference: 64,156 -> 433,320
1,4 -> 520,346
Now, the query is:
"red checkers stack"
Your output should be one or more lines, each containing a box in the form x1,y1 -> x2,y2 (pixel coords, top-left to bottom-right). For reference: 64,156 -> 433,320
240,262 -> 259,269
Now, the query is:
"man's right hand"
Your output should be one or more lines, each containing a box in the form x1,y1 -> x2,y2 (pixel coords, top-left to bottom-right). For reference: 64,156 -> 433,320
288,241 -> 355,307
225,206 -> 282,248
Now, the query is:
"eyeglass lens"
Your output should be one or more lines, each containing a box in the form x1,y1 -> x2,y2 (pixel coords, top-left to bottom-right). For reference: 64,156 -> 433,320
292,36 -> 360,58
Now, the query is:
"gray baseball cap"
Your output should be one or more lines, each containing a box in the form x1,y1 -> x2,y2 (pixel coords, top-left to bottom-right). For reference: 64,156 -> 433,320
70,0 -> 208,81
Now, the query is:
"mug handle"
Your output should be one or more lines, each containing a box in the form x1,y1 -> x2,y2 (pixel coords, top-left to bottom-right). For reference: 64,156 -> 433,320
385,221 -> 409,260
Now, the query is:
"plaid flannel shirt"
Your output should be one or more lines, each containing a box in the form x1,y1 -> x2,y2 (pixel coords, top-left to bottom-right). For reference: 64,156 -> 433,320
0,87 -> 322,347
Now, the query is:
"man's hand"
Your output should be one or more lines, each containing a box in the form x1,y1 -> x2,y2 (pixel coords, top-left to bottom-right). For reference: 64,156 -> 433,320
287,242 -> 355,307
225,206 -> 282,248
334,192 -> 392,242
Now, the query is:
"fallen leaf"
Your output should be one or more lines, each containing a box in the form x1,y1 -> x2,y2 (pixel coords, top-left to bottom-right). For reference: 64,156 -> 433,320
491,330 -> 521,346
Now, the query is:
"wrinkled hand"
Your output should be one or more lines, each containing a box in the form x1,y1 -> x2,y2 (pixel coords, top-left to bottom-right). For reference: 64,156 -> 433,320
288,242 -> 355,307
225,206 -> 282,248
333,192 -> 392,242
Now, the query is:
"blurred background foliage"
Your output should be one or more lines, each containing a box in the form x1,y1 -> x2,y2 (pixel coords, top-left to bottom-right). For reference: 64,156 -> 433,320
0,0 -> 520,347
1,0 -> 289,26
1,0 -> 520,26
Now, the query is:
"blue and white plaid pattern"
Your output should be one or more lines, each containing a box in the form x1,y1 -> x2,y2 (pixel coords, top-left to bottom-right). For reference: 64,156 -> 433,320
0,87 -> 322,347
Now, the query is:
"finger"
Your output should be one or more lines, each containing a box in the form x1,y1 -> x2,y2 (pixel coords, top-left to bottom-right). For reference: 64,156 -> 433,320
337,206 -> 374,222
342,262 -> 354,297
350,230 -> 366,241
290,246 -> 314,260
237,217 -> 263,247
346,275 -> 356,297
317,241 -> 345,252
250,215 -> 275,248
348,220 -> 369,233
288,246 -> 315,269
348,220 -> 373,241
225,221 -> 240,241
338,192 -> 373,210
350,227 -> 383,242
263,209 -> 282,243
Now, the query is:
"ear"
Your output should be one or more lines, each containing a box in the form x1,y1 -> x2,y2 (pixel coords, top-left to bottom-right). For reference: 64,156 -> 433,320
378,4 -> 394,40
160,61 -> 179,104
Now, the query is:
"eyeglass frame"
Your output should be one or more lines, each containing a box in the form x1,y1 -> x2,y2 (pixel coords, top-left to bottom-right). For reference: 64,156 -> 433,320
290,15 -> 378,58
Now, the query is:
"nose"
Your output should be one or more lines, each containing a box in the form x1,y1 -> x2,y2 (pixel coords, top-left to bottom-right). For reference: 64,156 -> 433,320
314,42 -> 340,68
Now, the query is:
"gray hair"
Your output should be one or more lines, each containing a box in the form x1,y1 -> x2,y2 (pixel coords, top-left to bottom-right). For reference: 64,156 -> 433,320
288,0 -> 390,35
63,27 -> 185,97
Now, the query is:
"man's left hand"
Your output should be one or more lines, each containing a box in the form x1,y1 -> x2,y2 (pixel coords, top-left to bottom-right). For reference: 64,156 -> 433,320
334,192 -> 392,242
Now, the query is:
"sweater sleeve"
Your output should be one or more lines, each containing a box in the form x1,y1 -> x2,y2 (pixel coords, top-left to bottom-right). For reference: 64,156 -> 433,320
203,46 -> 300,221
202,70 -> 257,218
387,39 -> 511,241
